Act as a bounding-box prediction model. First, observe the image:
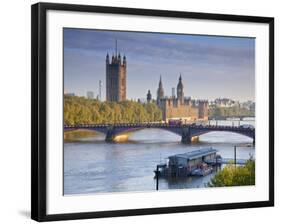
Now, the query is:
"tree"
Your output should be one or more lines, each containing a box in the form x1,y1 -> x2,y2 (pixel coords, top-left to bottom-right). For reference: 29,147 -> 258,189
63,95 -> 163,124
208,159 -> 255,187
209,105 -> 255,118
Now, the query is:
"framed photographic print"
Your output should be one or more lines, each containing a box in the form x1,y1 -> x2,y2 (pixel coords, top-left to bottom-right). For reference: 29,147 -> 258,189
31,2 -> 274,222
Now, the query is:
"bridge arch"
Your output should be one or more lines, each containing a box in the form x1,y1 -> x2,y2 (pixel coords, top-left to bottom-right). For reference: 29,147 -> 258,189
64,127 -> 108,135
190,129 -> 254,139
115,127 -> 182,142
105,126 -> 183,142
114,126 -> 182,136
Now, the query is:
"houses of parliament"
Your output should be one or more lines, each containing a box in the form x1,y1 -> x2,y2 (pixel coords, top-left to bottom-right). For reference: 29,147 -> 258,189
105,45 -> 208,122
147,75 -> 208,122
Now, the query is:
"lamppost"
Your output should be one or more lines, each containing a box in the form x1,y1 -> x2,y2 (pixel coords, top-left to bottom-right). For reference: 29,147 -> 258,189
156,165 -> 159,191
234,145 -> 237,167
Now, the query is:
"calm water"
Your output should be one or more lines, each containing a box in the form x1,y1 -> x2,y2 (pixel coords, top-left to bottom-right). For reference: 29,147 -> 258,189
64,120 -> 255,195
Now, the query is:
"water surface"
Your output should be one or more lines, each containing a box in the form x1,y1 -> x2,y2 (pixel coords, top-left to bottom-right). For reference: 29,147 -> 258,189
64,120 -> 255,195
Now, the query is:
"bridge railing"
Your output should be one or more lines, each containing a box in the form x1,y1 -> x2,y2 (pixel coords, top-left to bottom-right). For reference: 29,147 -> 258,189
64,123 -> 255,132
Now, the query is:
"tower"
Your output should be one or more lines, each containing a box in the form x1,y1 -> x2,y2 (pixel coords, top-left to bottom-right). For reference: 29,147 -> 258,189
198,100 -> 209,120
157,75 -> 164,104
177,74 -> 184,103
172,87 -> 176,98
106,40 -> 127,102
98,80 -> 102,100
147,90 -> 152,103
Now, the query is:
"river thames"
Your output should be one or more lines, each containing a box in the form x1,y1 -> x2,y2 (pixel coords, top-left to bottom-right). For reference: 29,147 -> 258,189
64,120 -> 255,195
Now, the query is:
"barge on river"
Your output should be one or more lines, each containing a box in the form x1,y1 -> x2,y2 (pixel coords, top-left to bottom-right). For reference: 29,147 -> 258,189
154,148 -> 221,178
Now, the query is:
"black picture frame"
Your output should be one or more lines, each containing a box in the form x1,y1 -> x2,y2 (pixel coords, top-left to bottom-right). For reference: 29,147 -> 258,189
31,2 -> 274,222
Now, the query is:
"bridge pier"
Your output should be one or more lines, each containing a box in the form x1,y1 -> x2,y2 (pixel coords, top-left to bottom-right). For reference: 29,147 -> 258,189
181,135 -> 191,144
105,128 -> 115,142
181,134 -> 199,143
181,127 -> 192,144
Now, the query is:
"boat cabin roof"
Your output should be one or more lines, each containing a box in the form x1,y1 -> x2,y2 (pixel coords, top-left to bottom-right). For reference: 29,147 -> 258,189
168,148 -> 217,160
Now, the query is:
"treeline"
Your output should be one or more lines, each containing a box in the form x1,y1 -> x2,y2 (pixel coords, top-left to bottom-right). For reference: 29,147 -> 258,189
208,159 -> 255,187
64,96 -> 162,125
209,105 -> 255,118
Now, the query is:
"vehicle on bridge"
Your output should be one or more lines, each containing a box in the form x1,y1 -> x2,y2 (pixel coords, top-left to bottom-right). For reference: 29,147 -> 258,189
154,148 -> 220,178
168,119 -> 182,125
239,124 -> 255,130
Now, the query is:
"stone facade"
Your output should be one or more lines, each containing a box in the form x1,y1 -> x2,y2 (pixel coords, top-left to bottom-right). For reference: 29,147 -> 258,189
106,53 -> 126,102
155,75 -> 208,122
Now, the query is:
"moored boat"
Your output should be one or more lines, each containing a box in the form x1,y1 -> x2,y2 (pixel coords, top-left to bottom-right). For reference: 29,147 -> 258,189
154,147 -> 219,178
191,163 -> 213,176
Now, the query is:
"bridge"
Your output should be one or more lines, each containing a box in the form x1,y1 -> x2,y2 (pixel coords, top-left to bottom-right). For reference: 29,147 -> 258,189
64,123 -> 255,144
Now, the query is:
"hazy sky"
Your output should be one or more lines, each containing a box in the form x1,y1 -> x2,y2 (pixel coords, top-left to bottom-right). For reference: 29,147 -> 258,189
64,28 -> 255,102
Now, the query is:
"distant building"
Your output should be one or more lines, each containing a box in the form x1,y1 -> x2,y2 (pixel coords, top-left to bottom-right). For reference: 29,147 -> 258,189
213,98 -> 236,107
87,91 -> 94,99
249,102 -> 255,113
137,98 -> 147,104
172,87 -> 176,98
241,100 -> 255,111
98,80 -> 102,101
65,92 -> 75,97
147,90 -> 152,103
106,41 -> 127,102
155,75 -> 208,122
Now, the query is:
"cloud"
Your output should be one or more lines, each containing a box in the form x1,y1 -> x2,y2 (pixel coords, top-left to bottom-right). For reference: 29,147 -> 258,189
64,28 -> 254,68
63,28 -> 255,101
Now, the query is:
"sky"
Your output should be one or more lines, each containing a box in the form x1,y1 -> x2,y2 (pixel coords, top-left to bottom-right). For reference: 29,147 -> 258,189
64,28 -> 255,102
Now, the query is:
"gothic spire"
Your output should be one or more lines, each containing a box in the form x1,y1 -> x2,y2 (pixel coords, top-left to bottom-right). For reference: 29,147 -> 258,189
159,75 -> 163,88
177,73 -> 184,102
157,75 -> 164,103
177,74 -> 183,87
